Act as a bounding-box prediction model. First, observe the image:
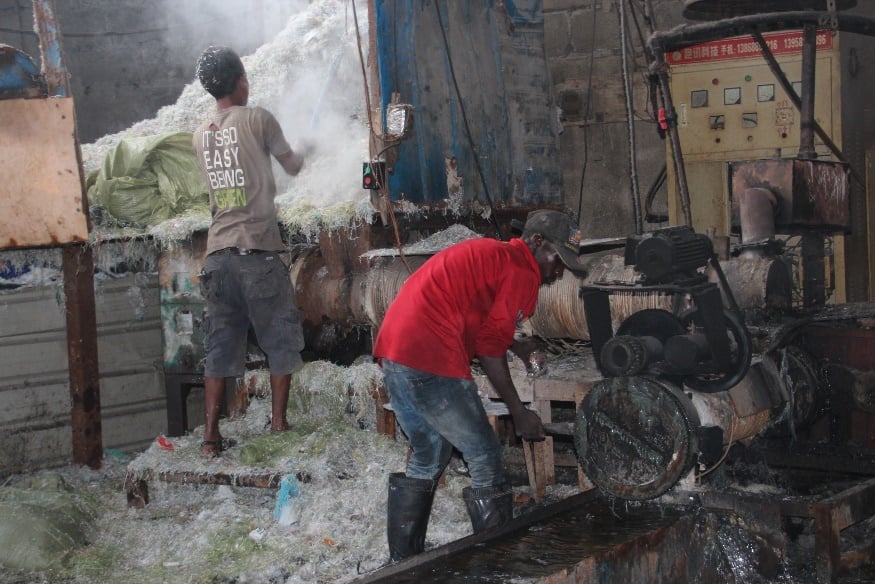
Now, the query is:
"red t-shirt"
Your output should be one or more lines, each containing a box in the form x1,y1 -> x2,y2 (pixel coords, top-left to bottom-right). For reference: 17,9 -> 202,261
373,237 -> 541,379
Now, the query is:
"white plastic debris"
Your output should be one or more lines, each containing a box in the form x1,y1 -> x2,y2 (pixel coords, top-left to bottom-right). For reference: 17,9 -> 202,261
248,527 -> 267,543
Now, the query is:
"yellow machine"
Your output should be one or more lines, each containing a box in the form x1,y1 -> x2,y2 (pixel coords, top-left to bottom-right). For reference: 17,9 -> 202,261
664,27 -> 870,303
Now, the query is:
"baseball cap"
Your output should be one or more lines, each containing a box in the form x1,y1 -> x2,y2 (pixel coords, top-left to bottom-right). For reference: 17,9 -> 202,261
523,210 -> 585,274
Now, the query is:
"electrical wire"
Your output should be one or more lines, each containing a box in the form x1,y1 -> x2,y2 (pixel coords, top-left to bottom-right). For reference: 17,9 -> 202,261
625,0 -> 659,122
349,0 -> 380,160
639,0 -> 663,127
641,0 -> 694,228
350,0 -> 412,273
631,0 -> 670,222
642,0 -> 659,36
433,0 -> 503,240
644,163 -> 668,223
627,0 -> 654,67
696,417 -> 736,480
619,0 -> 643,235
576,2 -> 598,224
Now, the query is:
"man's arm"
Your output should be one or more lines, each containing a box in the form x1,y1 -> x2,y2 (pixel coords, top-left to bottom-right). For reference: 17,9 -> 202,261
478,354 -> 545,441
276,150 -> 304,176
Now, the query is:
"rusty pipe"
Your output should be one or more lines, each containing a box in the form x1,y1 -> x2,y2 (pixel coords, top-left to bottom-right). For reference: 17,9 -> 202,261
291,247 -> 792,342
737,187 -> 778,246
689,363 -> 776,444
708,255 -> 792,314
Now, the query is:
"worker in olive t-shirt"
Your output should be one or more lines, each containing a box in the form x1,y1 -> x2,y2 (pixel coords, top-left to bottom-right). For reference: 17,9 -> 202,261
192,46 -> 307,457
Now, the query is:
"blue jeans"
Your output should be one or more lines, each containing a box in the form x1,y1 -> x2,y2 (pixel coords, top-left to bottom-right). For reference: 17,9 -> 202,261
382,360 -> 505,488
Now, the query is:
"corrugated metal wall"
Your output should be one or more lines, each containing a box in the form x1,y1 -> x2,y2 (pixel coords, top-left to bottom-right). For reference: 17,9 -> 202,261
0,266 -> 165,476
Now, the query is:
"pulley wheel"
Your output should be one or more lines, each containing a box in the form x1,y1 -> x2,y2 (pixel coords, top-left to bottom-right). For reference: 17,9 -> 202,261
601,309 -> 687,376
616,308 -> 686,341
575,375 -> 700,500
762,345 -> 823,437
678,308 -> 752,393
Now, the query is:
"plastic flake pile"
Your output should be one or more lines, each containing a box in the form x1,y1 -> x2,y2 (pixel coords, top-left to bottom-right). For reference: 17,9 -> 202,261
0,359 -> 579,583
81,0 -> 375,249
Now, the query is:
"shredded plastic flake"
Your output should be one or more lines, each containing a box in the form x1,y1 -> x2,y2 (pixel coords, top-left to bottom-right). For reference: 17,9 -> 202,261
0,360 -> 580,583
80,0 -> 375,251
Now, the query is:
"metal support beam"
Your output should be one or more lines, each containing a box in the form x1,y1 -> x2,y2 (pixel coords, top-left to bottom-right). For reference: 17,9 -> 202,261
797,24 -> 818,160
31,0 -> 69,97
33,0 -> 102,468
62,244 -> 102,469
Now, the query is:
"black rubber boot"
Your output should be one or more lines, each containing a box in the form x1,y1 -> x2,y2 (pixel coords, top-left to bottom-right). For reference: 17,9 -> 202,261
462,483 -> 514,533
387,472 -> 437,562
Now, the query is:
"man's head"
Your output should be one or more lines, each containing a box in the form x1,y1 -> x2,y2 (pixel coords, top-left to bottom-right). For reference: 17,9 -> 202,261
521,210 -> 584,284
196,46 -> 248,104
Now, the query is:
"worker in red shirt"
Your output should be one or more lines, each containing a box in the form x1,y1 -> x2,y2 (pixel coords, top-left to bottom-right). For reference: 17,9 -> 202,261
373,209 -> 586,562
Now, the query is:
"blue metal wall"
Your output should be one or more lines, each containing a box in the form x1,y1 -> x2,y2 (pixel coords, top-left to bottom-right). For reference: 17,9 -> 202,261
374,0 -> 562,207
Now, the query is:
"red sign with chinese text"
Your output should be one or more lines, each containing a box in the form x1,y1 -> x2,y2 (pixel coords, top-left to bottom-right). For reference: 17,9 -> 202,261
667,30 -> 833,65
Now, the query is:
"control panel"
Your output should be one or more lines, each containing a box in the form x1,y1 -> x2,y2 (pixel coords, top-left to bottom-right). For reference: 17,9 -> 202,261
664,29 -> 844,234
662,29 -> 858,304
668,29 -> 840,161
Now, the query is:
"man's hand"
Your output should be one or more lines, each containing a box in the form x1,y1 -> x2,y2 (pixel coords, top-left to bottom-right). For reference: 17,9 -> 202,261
510,335 -> 545,362
511,336 -> 549,377
478,353 -> 545,441
296,138 -> 317,158
512,408 -> 545,441
276,150 -> 304,176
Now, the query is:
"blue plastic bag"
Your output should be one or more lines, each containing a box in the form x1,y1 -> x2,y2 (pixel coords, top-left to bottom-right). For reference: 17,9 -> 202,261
273,474 -> 300,526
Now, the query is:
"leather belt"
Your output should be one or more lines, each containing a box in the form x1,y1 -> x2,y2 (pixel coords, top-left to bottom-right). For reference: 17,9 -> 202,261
210,247 -> 266,256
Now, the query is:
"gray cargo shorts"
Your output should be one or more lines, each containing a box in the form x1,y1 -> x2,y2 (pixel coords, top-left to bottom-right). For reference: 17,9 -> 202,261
200,251 -> 304,377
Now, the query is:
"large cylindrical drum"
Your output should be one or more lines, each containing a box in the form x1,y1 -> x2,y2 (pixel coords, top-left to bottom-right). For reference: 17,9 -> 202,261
575,375 -> 700,500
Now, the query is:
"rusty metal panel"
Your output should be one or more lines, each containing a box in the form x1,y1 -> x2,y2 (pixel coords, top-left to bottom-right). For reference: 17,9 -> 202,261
731,158 -> 851,232
374,1 -> 561,207
0,98 -> 89,248
0,267 -> 73,474
32,0 -> 70,98
803,324 -> 875,371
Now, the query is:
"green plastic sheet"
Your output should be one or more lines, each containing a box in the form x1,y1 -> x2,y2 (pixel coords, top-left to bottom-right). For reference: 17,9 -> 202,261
88,132 -> 209,226
0,473 -> 98,572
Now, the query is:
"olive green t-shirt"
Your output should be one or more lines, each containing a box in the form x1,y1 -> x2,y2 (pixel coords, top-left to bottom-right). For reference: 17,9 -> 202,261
193,106 -> 291,255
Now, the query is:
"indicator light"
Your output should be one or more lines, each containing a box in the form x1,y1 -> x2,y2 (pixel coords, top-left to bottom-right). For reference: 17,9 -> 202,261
362,161 -> 386,190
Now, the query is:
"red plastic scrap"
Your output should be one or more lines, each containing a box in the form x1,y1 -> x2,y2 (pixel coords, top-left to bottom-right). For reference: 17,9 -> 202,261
157,435 -> 174,451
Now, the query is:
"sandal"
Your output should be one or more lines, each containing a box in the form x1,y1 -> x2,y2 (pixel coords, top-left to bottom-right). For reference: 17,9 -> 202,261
200,437 -> 238,457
